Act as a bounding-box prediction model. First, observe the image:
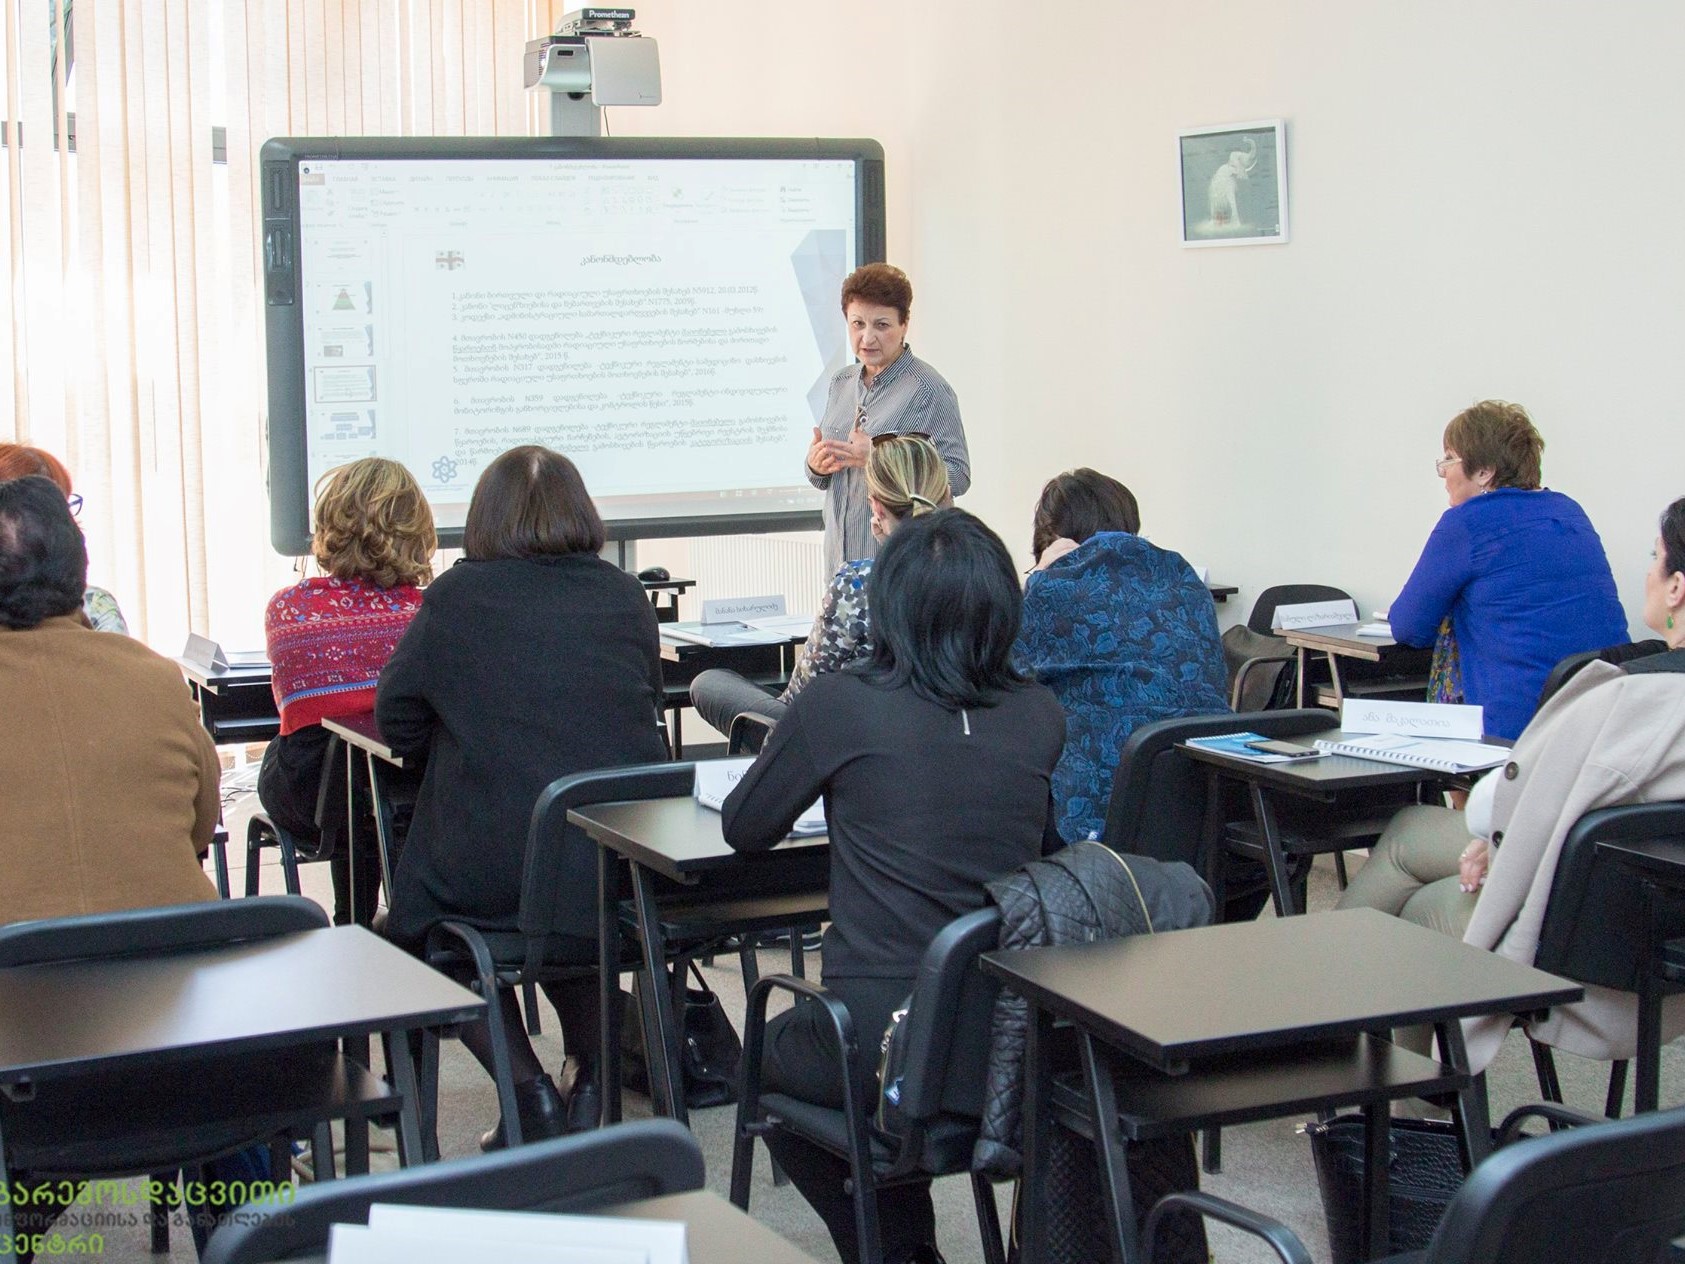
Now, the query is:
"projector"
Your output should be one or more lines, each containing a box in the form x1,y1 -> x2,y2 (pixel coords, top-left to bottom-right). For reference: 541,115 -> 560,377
555,8 -> 639,37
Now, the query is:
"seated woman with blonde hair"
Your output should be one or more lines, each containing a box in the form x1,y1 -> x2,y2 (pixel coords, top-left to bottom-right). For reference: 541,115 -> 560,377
690,434 -> 951,739
259,457 -> 436,927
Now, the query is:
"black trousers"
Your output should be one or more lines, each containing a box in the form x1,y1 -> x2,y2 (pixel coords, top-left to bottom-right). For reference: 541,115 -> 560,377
761,975 -> 933,1264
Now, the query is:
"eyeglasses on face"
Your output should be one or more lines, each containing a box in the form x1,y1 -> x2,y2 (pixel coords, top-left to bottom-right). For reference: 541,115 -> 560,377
1434,456 -> 1463,476
66,493 -> 83,518
871,431 -> 933,447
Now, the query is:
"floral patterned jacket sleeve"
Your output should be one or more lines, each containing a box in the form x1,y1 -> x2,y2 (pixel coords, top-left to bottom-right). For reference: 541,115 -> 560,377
1015,533 -> 1229,843
780,558 -> 873,703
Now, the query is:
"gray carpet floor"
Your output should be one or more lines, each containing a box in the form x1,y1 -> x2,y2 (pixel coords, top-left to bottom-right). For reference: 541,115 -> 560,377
82,799 -> 1685,1262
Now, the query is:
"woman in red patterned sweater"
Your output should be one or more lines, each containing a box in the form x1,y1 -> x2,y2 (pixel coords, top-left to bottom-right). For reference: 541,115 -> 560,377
258,458 -> 436,925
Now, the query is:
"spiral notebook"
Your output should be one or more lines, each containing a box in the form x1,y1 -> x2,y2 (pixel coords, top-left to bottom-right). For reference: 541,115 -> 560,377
1311,733 -> 1508,774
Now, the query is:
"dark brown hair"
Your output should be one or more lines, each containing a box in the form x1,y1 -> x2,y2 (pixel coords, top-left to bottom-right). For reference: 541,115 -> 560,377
1443,400 -> 1544,490
1661,498 -> 1685,580
840,263 -> 913,323
1031,468 -> 1141,560
463,446 -> 605,560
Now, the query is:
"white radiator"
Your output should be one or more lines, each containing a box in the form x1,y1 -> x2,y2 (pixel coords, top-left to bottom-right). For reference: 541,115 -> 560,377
689,534 -> 827,618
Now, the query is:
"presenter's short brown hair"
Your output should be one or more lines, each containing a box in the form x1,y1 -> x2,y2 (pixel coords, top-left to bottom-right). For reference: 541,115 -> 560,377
1443,400 -> 1544,490
311,458 -> 436,589
841,263 -> 913,323
465,445 -> 605,560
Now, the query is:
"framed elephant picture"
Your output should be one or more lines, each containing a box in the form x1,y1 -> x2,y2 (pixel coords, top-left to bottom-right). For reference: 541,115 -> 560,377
1178,120 -> 1289,247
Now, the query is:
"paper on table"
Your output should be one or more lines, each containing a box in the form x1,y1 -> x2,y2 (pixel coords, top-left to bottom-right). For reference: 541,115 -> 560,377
1312,733 -> 1508,775
1340,699 -> 1483,741
1354,622 -> 1392,638
366,1204 -> 687,1264
742,613 -> 816,636
329,1223 -> 647,1264
663,621 -> 791,648
694,758 -> 826,835
1182,731 -> 1320,764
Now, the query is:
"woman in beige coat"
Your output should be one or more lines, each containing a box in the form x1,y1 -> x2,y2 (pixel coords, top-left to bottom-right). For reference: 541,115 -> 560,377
1338,496 -> 1685,1071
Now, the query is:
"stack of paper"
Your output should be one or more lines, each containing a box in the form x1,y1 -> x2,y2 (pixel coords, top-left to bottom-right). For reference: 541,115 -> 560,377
328,1204 -> 687,1263
1315,700 -> 1508,774
694,758 -> 826,835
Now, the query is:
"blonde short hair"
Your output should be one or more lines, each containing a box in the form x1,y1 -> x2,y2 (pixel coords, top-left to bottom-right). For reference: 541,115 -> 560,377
865,435 -> 951,524
311,458 -> 436,588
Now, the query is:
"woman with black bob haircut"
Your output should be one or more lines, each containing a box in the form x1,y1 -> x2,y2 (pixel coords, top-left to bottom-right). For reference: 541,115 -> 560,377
377,445 -> 668,1147
723,508 -> 1067,1264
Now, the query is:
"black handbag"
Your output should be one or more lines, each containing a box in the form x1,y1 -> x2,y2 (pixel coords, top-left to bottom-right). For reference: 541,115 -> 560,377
619,965 -> 743,1109
1305,1115 -> 1469,1264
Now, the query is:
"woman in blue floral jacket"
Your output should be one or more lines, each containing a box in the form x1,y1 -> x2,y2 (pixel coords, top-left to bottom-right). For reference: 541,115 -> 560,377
1016,469 -> 1229,842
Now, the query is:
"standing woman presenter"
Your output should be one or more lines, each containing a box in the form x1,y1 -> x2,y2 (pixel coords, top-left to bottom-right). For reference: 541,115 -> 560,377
805,263 -> 970,577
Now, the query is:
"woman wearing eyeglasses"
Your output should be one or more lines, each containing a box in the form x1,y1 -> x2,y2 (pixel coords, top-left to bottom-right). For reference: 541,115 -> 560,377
1389,400 -> 1626,739
691,435 -> 951,740
804,264 -> 969,579
0,443 -> 128,634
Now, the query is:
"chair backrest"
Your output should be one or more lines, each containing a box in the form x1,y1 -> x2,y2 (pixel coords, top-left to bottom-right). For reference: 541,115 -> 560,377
727,711 -> 775,756
1533,802 -> 1685,990
1245,584 -> 1352,635
201,1119 -> 705,1264
1422,1104 -> 1685,1263
891,905 -> 1003,1124
1101,710 -> 1334,867
1538,640 -> 1669,710
0,895 -> 329,968
519,762 -> 695,944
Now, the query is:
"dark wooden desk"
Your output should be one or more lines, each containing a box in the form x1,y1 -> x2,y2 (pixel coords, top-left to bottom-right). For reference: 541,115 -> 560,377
1279,623 -> 1427,709
1180,728 -> 1461,916
983,909 -> 1581,1264
1594,836 -> 1685,1112
178,658 -> 280,746
569,794 -> 828,1126
275,1188 -> 824,1264
0,926 -> 483,1237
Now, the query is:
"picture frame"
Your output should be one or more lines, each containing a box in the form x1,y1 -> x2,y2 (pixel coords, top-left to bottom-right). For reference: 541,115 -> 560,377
1178,119 -> 1289,247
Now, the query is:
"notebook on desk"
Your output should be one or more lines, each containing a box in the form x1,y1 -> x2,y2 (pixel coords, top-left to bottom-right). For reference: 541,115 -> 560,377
694,758 -> 826,835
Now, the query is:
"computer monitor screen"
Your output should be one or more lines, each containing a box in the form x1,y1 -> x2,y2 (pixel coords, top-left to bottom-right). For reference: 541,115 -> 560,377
261,136 -> 885,554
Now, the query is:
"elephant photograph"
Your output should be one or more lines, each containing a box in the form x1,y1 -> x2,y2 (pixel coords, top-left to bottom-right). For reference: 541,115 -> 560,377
1179,121 -> 1288,246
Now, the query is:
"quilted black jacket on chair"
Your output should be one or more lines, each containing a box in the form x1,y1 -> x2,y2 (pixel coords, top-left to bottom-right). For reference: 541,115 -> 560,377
973,841 -> 1214,1176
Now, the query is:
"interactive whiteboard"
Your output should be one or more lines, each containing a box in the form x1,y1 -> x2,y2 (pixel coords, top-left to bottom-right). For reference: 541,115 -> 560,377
261,136 -> 885,555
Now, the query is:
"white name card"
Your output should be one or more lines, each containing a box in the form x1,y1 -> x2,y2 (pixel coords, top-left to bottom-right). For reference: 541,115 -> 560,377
181,633 -> 224,669
694,756 -> 755,810
1341,699 -> 1484,741
701,593 -> 785,623
1271,599 -> 1359,631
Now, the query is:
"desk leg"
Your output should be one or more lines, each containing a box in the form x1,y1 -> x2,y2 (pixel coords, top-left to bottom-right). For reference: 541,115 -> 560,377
1324,650 -> 1344,708
1436,1018 -> 1491,1169
365,751 -> 396,901
1019,1007 -> 1056,1264
1360,1099 -> 1390,1261
628,861 -> 688,1125
599,846 -> 625,1127
1198,769 -> 1228,912
1637,879 -> 1666,1113
1078,1033 -> 1142,1264
385,1028 -> 426,1167
1248,784 -> 1300,917
344,741 -> 362,927
1294,646 -> 1308,708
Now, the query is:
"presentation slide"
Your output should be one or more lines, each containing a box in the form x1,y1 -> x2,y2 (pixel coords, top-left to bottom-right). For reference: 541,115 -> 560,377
263,138 -> 884,554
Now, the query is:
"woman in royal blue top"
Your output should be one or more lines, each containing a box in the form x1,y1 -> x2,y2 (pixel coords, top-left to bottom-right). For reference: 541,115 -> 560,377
1015,469 -> 1229,842
1390,400 -> 1627,740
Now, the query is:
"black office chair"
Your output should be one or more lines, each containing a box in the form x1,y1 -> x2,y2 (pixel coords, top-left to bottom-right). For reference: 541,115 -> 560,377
0,898 -> 395,1234
1526,801 -> 1685,1117
243,733 -> 344,899
1146,1102 -> 1685,1264
1221,585 -> 1352,712
201,1118 -> 704,1264
1537,639 -> 1668,710
727,709 -> 776,755
730,906 -> 1007,1264
425,761 -> 828,1141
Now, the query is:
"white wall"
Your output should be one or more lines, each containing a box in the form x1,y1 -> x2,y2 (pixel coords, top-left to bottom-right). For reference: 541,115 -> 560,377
624,0 -> 1685,632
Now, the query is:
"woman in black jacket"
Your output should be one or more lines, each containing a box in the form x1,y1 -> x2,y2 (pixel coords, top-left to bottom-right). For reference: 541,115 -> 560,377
723,509 -> 1067,1264
377,446 -> 668,1146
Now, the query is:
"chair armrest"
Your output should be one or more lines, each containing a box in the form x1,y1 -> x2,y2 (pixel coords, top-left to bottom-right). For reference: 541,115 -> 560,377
1496,1101 -> 1605,1145
1145,1191 -> 1312,1264
742,972 -> 862,1092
